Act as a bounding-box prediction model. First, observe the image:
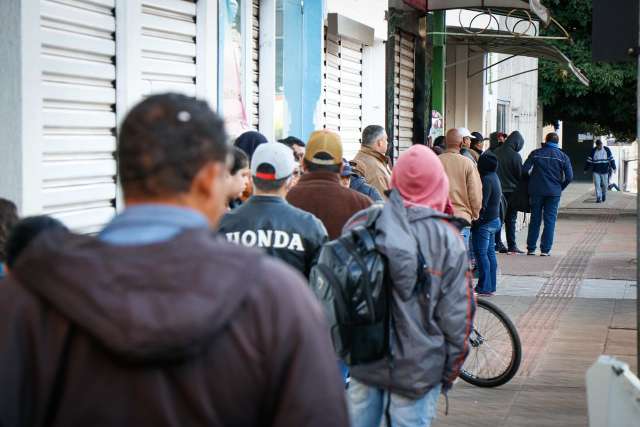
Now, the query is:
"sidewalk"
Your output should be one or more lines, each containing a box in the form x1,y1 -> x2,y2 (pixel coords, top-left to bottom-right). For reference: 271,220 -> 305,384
434,184 -> 637,427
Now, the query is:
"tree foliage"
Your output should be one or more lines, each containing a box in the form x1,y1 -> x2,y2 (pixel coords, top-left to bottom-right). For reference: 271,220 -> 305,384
539,0 -> 637,139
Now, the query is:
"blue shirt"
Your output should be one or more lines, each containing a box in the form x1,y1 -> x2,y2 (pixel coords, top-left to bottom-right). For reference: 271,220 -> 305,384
99,204 -> 209,245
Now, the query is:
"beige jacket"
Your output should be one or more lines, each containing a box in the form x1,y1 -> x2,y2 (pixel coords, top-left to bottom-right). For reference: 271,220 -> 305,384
439,148 -> 482,223
352,146 -> 392,198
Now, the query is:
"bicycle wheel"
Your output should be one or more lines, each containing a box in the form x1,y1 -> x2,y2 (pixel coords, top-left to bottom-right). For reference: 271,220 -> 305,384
459,298 -> 522,387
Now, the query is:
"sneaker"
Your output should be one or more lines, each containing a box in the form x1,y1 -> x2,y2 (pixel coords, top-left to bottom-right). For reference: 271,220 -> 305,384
476,292 -> 495,297
495,244 -> 508,254
508,247 -> 525,254
527,250 -> 536,256
540,252 -> 550,257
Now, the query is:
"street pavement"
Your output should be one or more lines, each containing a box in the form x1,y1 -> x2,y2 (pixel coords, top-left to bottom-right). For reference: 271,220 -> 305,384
434,184 -> 637,427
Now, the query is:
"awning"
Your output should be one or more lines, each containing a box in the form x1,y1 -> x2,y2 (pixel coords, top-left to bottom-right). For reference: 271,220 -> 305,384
446,29 -> 590,86
403,0 -> 550,25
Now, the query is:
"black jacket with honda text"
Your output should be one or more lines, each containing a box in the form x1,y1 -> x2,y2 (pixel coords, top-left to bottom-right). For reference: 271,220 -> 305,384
218,195 -> 328,277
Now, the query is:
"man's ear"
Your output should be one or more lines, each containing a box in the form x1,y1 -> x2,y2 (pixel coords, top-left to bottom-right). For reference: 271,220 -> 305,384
193,162 -> 225,198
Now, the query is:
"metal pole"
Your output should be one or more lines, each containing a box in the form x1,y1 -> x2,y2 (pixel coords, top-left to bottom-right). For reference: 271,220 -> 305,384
431,11 -> 446,118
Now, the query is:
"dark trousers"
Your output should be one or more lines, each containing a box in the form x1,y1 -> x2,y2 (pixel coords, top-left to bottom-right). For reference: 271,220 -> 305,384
527,195 -> 561,253
495,192 -> 518,249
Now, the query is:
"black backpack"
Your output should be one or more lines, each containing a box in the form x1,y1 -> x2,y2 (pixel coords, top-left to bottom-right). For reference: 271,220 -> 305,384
309,207 -> 388,365
309,206 -> 431,366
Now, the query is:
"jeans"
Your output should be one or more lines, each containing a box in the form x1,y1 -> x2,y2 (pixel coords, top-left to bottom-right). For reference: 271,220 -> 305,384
593,173 -> 609,201
460,226 -> 472,264
473,218 -> 501,294
348,379 -> 442,427
495,192 -> 518,249
527,195 -> 561,253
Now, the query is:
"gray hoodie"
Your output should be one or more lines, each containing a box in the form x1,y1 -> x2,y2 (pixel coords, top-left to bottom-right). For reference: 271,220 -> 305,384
345,191 -> 476,399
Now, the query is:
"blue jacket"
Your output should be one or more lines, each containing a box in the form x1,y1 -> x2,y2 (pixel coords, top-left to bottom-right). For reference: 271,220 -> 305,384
350,174 -> 383,202
523,143 -> 573,197
585,146 -> 616,175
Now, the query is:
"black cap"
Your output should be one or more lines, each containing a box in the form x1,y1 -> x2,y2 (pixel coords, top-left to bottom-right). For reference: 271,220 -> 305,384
471,132 -> 485,143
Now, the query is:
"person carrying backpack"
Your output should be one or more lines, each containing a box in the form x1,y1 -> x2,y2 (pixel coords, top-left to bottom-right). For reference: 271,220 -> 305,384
313,145 -> 475,427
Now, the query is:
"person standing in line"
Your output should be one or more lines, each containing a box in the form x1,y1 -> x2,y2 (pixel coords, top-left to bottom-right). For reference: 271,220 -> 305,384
584,139 -> 616,203
494,130 -> 525,254
473,153 -> 502,296
351,125 -> 392,198
523,132 -> 574,256
226,147 -> 251,210
439,128 -> 483,257
346,160 -> 384,202
218,143 -> 328,277
287,130 -> 372,240
234,130 -> 268,202
457,127 -> 478,163
345,145 -> 475,427
0,94 -> 349,427
470,132 -> 486,158
278,136 -> 306,164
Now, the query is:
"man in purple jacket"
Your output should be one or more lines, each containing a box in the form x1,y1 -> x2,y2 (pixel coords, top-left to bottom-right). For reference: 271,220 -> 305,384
0,93 -> 349,427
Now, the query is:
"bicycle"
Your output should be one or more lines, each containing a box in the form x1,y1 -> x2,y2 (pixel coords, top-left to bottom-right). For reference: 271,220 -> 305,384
459,298 -> 522,387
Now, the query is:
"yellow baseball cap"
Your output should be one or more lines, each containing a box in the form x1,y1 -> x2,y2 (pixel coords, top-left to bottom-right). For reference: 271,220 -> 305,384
304,130 -> 343,165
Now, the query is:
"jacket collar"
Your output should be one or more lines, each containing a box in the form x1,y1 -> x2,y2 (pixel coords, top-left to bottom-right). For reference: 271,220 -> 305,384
247,195 -> 286,204
298,171 -> 341,184
359,145 -> 389,164
444,147 -> 461,154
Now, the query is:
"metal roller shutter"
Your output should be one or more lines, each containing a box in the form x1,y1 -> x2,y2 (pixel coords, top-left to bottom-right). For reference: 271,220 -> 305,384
141,0 -> 197,97
40,0 -> 118,233
322,30 -> 364,160
251,0 -> 260,129
393,32 -> 415,160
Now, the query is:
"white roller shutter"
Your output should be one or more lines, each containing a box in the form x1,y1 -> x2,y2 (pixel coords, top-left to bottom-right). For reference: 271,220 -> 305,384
250,0 -> 260,129
40,0 -> 118,234
322,31 -> 364,160
141,0 -> 197,97
393,32 -> 415,160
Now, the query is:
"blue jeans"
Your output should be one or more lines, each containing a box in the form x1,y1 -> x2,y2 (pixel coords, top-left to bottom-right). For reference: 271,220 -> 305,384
460,226 -> 472,264
472,218 -> 501,294
527,195 -> 561,253
593,173 -> 608,201
348,379 -> 442,427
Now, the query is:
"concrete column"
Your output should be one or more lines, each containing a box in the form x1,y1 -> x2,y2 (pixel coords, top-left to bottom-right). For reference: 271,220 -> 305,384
258,0 -> 276,142
0,0 -> 42,214
467,54 -> 485,132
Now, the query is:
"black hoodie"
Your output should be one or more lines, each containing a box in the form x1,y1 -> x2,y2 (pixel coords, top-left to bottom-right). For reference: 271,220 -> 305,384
476,153 -> 502,224
494,130 -> 524,193
0,228 -> 349,427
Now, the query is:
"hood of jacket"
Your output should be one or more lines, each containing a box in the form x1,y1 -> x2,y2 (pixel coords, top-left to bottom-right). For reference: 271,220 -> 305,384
489,131 -> 500,151
505,131 -> 525,152
478,152 -> 499,175
12,228 -> 259,363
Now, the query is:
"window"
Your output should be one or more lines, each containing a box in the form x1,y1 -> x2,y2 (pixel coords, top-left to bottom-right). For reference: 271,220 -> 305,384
497,102 -> 508,133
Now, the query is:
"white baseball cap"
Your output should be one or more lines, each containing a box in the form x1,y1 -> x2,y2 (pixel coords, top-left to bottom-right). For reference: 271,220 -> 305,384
251,142 -> 296,180
456,127 -> 472,138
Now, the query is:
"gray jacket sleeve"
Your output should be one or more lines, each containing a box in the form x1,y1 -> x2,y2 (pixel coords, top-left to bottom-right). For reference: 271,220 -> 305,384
436,239 -> 476,386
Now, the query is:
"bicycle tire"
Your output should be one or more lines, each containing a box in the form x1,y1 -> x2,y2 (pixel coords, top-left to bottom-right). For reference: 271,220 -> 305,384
459,298 -> 522,387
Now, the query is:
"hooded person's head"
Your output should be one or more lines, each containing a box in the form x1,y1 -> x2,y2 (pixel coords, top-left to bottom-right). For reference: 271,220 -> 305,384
118,93 -> 230,227
234,131 -> 268,161
477,152 -> 499,176
391,145 -> 451,213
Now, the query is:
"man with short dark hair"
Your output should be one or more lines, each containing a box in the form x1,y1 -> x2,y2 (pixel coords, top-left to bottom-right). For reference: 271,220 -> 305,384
351,125 -> 392,197
0,93 -> 349,426
287,130 -> 372,239
523,132 -> 574,256
457,127 -> 478,163
219,143 -> 328,277
584,139 -> 616,203
278,135 -> 306,163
